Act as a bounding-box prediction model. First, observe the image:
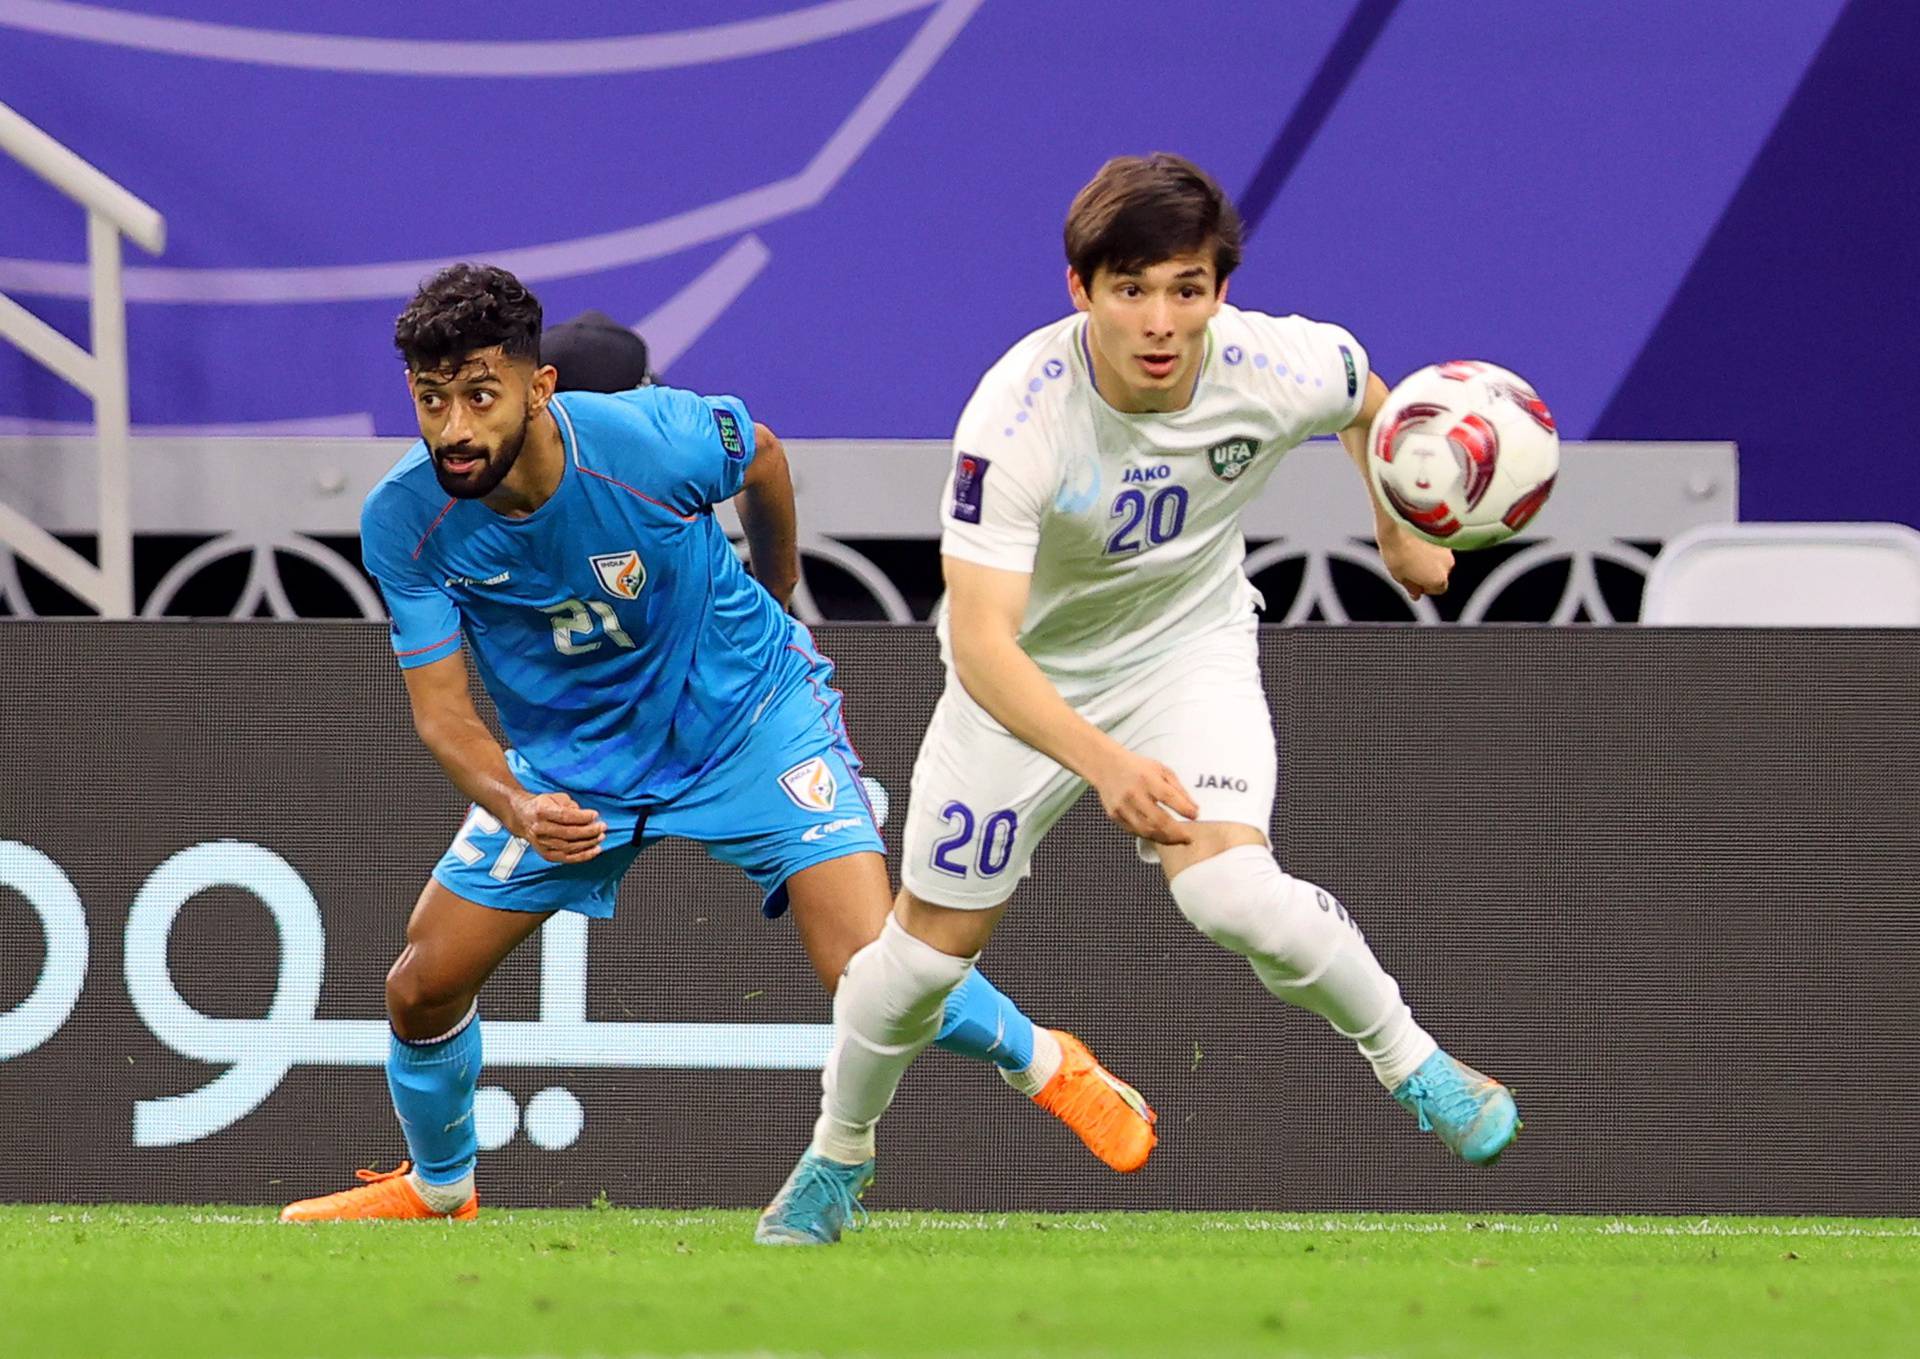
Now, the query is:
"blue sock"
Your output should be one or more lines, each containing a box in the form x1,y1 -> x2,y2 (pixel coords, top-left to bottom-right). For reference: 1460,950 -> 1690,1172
386,1009 -> 481,1185
933,968 -> 1037,1072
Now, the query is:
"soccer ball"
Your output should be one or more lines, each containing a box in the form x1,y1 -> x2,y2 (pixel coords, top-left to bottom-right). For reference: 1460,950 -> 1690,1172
1367,360 -> 1559,550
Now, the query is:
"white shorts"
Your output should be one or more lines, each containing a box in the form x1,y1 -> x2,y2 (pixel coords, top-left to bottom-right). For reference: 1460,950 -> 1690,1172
900,623 -> 1277,910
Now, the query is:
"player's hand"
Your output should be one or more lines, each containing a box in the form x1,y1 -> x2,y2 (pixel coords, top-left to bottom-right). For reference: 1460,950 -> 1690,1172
1091,750 -> 1199,846
1380,530 -> 1454,601
508,791 -> 606,863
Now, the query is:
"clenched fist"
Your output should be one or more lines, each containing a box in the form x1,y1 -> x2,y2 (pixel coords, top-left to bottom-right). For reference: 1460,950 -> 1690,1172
1380,532 -> 1454,601
508,791 -> 606,863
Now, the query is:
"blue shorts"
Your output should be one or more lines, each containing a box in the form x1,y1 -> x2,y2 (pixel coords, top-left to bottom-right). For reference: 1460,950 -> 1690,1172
431,640 -> 885,919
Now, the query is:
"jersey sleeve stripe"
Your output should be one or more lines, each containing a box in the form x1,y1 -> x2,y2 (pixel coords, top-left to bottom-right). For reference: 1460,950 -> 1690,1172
395,629 -> 461,658
410,497 -> 458,560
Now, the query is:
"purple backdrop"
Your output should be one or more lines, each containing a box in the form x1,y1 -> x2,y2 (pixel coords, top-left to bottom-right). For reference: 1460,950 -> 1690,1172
1,1 -> 1914,525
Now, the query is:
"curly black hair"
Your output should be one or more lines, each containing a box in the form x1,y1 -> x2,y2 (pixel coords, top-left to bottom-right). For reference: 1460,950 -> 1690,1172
394,263 -> 543,373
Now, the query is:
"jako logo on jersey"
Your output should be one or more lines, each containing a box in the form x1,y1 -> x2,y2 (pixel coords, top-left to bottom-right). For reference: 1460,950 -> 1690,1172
802,816 -> 865,843
589,551 -> 647,600
1206,437 -> 1260,482
1194,774 -> 1249,792
1122,465 -> 1171,483
779,757 -> 839,813
951,452 -> 990,525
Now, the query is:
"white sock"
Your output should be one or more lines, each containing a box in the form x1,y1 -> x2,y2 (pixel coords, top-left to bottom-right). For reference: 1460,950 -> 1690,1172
1169,846 -> 1439,1090
410,1169 -> 474,1214
998,1026 -> 1063,1098
810,915 -> 976,1164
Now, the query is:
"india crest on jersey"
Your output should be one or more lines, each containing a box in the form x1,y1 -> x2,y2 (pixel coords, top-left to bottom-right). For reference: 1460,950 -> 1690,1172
589,550 -> 647,600
1207,435 -> 1260,482
778,756 -> 839,813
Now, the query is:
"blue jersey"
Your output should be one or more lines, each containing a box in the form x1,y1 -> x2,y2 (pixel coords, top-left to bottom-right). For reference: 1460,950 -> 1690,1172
360,387 -> 799,805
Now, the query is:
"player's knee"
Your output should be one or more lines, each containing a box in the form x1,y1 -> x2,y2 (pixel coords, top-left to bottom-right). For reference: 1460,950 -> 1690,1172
384,948 -> 471,1035
1167,844 -> 1350,970
837,916 -> 975,1038
1167,844 -> 1282,952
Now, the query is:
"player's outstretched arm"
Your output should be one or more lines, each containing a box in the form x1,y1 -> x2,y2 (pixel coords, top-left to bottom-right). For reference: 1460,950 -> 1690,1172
944,555 -> 1196,845
1337,372 -> 1454,600
734,422 -> 799,608
400,651 -> 606,863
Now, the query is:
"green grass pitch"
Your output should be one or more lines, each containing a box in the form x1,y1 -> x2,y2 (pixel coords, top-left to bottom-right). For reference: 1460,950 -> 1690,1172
3,1206 -> 1916,1358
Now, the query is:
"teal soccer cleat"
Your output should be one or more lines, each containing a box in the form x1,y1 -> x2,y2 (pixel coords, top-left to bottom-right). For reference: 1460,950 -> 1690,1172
754,1151 -> 876,1246
1392,1051 -> 1522,1166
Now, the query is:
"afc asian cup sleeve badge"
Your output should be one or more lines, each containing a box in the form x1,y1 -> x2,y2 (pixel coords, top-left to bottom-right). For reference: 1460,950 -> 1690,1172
777,756 -> 839,813
589,550 -> 647,601
950,452 -> 989,524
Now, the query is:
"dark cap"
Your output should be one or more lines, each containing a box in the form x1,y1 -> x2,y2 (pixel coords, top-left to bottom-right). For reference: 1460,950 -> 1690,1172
544,310 -> 653,393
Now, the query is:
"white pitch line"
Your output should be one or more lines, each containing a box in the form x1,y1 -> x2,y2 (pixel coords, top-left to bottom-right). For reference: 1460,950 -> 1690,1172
30,1209 -> 1920,1241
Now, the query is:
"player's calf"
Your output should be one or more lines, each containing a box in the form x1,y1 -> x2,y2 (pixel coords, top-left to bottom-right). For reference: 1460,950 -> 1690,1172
1168,845 -> 1436,1089
811,915 -> 975,1165
1168,845 -> 1522,1164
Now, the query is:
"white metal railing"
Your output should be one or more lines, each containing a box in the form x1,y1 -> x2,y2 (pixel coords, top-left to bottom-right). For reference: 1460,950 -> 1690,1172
0,436 -> 1736,624
0,98 -> 165,618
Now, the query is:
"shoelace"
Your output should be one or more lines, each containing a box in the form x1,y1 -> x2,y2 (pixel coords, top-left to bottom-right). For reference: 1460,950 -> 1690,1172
787,1162 -> 870,1235
352,1162 -> 412,1186
1401,1069 -> 1481,1134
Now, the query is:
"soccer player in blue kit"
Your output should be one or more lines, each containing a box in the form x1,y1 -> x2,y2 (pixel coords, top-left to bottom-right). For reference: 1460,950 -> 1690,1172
280,265 -> 1155,1222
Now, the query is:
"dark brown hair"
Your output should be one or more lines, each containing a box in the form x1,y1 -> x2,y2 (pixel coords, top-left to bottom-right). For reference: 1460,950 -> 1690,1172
1064,153 -> 1243,290
394,263 -> 542,373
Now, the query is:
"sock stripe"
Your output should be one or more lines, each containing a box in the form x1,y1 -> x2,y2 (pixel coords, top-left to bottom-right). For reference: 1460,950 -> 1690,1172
393,1002 -> 478,1049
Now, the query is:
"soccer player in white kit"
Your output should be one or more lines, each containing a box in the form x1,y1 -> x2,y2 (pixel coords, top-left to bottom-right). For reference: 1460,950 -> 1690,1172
758,154 -> 1521,1245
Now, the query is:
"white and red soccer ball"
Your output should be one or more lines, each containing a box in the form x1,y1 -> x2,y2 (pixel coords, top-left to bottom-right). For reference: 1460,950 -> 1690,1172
1368,360 -> 1560,550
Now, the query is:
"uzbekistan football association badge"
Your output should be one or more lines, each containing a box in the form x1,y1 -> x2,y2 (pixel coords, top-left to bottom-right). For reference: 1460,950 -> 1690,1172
1206,436 -> 1260,482
588,550 -> 647,601
778,756 -> 839,813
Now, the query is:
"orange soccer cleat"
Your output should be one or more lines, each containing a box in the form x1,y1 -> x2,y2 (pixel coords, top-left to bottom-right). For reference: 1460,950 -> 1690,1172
278,1162 -> 478,1223
1031,1030 -> 1158,1174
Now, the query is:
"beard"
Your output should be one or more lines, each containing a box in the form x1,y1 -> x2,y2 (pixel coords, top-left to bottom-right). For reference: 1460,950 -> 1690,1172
431,416 -> 529,499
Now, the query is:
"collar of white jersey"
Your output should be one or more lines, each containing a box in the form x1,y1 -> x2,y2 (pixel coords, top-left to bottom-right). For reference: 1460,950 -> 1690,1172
1074,316 -> 1217,419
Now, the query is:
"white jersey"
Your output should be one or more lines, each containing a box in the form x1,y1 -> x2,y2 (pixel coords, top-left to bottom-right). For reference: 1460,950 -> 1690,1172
937,303 -> 1369,698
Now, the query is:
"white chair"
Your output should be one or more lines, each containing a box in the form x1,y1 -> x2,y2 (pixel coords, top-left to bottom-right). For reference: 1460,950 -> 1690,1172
1641,522 -> 1920,624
